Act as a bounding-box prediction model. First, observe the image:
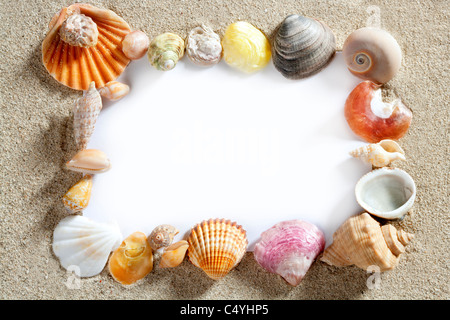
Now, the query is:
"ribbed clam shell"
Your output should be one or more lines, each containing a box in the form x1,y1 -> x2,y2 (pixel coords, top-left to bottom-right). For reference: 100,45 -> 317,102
254,220 -> 325,286
73,81 -> 102,150
187,218 -> 248,280
320,212 -> 414,271
272,14 -> 336,79
52,215 -> 122,277
62,174 -> 93,213
42,3 -> 131,90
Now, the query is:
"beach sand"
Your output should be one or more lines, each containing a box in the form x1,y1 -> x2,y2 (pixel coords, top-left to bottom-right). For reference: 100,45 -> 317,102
0,0 -> 448,299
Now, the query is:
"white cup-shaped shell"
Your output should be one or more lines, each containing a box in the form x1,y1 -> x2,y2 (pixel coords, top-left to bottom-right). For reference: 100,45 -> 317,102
355,167 -> 416,220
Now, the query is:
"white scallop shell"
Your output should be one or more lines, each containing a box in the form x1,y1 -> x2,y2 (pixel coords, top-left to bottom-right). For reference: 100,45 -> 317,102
355,167 -> 416,220
52,215 -> 122,277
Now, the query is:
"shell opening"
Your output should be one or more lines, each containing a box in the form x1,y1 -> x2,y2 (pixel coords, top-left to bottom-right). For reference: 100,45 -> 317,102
370,89 -> 399,119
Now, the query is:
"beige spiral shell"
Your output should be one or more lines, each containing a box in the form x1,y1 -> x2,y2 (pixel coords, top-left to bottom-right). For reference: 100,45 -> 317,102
350,139 -> 406,167
320,212 -> 414,271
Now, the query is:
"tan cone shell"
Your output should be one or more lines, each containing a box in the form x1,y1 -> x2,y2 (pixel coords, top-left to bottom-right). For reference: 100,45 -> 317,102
320,212 -> 413,271
187,218 -> 248,280
42,3 -> 131,90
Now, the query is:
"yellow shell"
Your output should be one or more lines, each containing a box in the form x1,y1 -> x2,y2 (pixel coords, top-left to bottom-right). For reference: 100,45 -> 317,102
159,240 -> 189,268
108,231 -> 153,285
320,212 -> 414,271
221,21 -> 271,73
62,174 -> 93,213
187,218 -> 248,280
42,3 -> 131,90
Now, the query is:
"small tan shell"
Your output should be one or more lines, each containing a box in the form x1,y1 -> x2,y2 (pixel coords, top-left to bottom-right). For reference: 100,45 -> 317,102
350,139 -> 406,167
108,231 -> 153,285
148,33 -> 185,71
98,81 -> 130,101
122,30 -> 150,60
187,218 -> 248,280
59,12 -> 99,48
343,27 -> 402,84
62,174 -> 93,213
320,212 -> 414,271
66,149 -> 111,174
159,240 -> 189,268
148,224 -> 179,250
42,3 -> 131,90
73,81 -> 102,150
185,25 -> 222,66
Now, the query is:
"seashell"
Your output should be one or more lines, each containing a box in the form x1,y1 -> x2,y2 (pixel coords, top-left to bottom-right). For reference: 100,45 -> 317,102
343,27 -> 402,84
159,240 -> 189,268
62,174 -> 93,213
148,224 -> 179,251
42,3 -> 131,90
59,11 -> 99,48
187,218 -> 248,280
185,25 -> 222,66
147,33 -> 185,71
73,81 -> 102,150
350,139 -> 406,167
121,30 -> 150,60
345,81 -> 412,143
221,21 -> 271,73
355,167 -> 416,220
66,149 -> 111,174
108,231 -> 154,285
52,215 -> 122,277
272,14 -> 336,79
253,220 -> 325,286
98,81 -> 130,101
320,212 -> 414,271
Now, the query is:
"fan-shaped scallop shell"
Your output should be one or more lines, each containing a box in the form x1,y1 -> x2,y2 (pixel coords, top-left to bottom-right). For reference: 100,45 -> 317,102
62,174 -> 93,213
272,14 -> 336,79
254,220 -> 325,286
320,212 -> 414,271
42,3 -> 131,90
147,32 -> 185,71
73,81 -> 102,150
185,25 -> 222,66
52,215 -> 122,277
221,21 -> 271,73
343,27 -> 402,84
187,218 -> 248,280
108,231 -> 154,285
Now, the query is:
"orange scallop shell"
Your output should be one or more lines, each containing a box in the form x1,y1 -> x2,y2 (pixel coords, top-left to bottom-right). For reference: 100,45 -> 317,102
187,218 -> 248,280
42,3 -> 131,90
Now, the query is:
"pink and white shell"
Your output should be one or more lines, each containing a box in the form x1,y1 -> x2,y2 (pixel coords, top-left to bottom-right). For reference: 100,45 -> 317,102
253,220 -> 325,286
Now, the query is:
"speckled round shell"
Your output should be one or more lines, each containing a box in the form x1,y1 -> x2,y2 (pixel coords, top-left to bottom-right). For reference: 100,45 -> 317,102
42,3 -> 131,90
187,218 -> 248,280
272,14 -> 336,79
148,224 -> 179,251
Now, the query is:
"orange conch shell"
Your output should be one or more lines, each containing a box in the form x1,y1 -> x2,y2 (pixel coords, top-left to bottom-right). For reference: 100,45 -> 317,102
42,3 -> 131,90
62,174 -> 93,213
320,212 -> 414,271
187,218 -> 248,280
